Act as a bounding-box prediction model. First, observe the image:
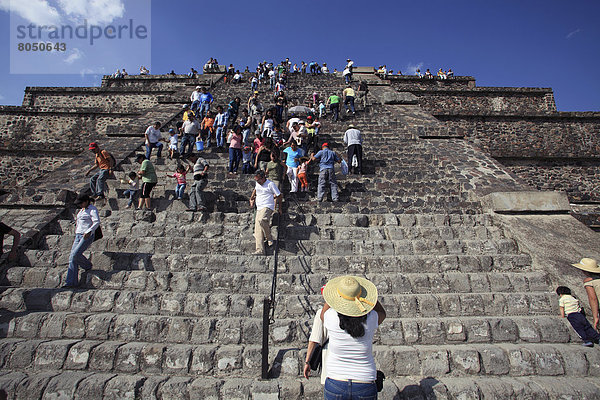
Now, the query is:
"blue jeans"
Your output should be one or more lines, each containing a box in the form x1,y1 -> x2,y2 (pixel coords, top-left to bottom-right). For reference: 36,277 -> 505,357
123,189 -> 138,206
175,183 -> 186,199
344,96 -> 356,113
242,128 -> 251,146
90,169 -> 110,198
324,378 -> 377,400
146,142 -> 163,159
270,76 -> 276,89
66,233 -> 94,286
180,134 -> 195,156
191,100 -> 200,114
200,102 -> 210,119
229,147 -> 242,172
251,82 -> 258,92
216,126 -> 225,147
344,74 -> 352,84
318,168 -> 339,201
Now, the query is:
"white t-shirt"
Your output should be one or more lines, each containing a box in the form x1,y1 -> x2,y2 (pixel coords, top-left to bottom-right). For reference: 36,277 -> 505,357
323,308 -> 378,381
145,126 -> 162,144
169,134 -> 178,150
255,179 -> 281,211
190,90 -> 201,102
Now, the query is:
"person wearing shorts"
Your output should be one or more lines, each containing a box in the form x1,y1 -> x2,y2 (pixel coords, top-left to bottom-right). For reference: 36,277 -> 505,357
136,154 -> 158,210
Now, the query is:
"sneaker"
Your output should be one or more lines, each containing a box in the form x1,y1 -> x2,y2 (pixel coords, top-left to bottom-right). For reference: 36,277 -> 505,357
583,342 -> 594,347
267,240 -> 274,247
253,250 -> 265,255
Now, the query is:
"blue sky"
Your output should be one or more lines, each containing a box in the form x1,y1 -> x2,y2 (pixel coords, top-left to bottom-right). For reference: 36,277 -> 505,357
0,0 -> 598,111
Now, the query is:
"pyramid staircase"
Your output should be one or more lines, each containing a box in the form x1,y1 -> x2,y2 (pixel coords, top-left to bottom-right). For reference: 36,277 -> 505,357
0,72 -> 599,399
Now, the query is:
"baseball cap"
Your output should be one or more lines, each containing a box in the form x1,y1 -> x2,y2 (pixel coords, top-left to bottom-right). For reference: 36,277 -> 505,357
89,142 -> 98,150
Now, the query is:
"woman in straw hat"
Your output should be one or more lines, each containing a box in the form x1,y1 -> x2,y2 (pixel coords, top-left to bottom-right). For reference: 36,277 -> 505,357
572,258 -> 600,330
319,275 -> 386,399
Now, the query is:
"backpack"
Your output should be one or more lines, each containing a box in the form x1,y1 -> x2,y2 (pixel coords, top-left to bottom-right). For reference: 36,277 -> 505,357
101,150 -> 117,169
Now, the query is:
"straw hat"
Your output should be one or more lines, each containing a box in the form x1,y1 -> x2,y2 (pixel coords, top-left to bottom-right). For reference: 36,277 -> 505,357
323,275 -> 377,317
571,258 -> 600,274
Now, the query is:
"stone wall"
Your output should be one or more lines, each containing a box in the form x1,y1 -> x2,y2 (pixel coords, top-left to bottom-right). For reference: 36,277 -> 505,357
436,113 -> 600,158
0,152 -> 73,189
23,87 -> 175,111
389,76 -> 476,90
500,158 -> 600,202
101,74 -> 217,90
416,88 -> 555,114
0,107 -> 139,151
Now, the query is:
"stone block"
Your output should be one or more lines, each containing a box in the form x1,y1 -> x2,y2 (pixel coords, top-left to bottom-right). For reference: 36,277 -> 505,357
103,375 -> 145,399
532,346 -> 564,375
585,349 -> 600,377
450,348 -> 480,374
220,379 -> 251,400
184,293 -> 209,316
445,321 -> 467,342
14,312 -> 44,338
489,318 -> 518,342
419,349 -> 449,376
85,313 -> 115,340
189,377 -> 221,400
165,317 -> 192,343
88,342 -> 122,371
15,371 -> 62,400
90,290 -> 117,312
134,291 -> 160,314
514,319 -> 541,342
138,344 -> 165,374
163,344 -> 192,374
393,347 -> 420,375
161,292 -> 186,314
114,342 -> 144,373
34,339 -> 76,370
402,320 -> 420,344
73,373 -> 116,400
482,191 -> 570,212
479,346 -> 509,375
251,381 -> 279,400
505,346 -> 535,376
65,340 -> 100,370
215,346 -> 242,373
558,347 -> 588,376
419,320 -> 444,344
43,371 -> 89,399
111,315 -> 139,341
280,378 -> 302,400
38,313 -> 66,339
9,340 -> 43,368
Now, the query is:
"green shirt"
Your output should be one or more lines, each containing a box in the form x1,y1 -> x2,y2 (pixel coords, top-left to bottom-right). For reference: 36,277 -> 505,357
266,161 -> 284,182
328,95 -> 340,104
140,160 -> 157,183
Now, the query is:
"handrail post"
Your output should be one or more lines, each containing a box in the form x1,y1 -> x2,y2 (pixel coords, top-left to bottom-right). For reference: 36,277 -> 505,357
261,297 -> 271,379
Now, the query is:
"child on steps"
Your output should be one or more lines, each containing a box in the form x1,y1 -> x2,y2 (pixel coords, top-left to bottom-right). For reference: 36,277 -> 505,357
557,286 -> 600,347
170,164 -> 190,200
297,157 -> 311,192
121,171 -> 139,209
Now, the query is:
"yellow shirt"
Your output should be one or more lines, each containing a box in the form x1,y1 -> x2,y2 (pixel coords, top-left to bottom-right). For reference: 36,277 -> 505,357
559,294 -> 581,315
343,88 -> 355,97
183,110 -> 195,121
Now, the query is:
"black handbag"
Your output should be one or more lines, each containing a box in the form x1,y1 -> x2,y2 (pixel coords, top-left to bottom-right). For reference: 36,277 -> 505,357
309,339 -> 328,371
93,226 -> 103,242
376,370 -> 385,392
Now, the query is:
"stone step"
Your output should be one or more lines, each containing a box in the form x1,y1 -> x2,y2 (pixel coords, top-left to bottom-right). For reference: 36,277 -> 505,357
12,253 -> 532,274
21,236 -> 521,258
0,285 -> 556,319
0,340 -> 596,380
1,266 -> 549,296
1,309 -> 567,348
0,370 -> 598,400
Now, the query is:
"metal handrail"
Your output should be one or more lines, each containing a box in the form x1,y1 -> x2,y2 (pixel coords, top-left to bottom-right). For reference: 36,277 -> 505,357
261,210 -> 283,379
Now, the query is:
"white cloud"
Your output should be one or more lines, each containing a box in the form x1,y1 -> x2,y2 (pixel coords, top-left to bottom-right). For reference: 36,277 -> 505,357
64,47 -> 83,64
57,0 -> 125,25
566,28 -> 581,39
405,62 -> 424,75
0,0 -> 61,25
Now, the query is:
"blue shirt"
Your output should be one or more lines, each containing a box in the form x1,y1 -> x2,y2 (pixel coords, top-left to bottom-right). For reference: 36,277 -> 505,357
283,147 -> 304,168
200,93 -> 213,103
313,148 -> 339,171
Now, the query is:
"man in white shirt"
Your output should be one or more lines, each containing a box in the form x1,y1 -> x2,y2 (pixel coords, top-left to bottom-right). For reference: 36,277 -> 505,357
145,121 -> 163,160
179,114 -> 201,157
249,170 -> 282,255
190,86 -> 202,115
343,124 -> 363,175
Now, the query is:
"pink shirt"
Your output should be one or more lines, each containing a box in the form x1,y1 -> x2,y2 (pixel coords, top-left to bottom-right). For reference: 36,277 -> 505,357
172,172 -> 187,184
253,138 -> 265,153
229,133 -> 242,149
298,162 -> 308,174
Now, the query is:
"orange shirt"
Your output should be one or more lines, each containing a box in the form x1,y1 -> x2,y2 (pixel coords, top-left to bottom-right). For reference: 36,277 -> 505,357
201,117 -> 215,132
96,150 -> 112,170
